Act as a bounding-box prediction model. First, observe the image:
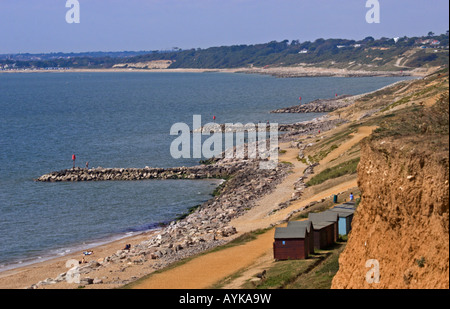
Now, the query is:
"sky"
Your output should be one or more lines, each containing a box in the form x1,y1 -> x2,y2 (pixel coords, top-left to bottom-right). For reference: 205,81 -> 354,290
0,0 -> 448,54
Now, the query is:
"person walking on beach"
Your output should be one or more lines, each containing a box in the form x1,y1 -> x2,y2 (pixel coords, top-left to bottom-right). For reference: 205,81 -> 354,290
72,154 -> 76,169
349,192 -> 354,202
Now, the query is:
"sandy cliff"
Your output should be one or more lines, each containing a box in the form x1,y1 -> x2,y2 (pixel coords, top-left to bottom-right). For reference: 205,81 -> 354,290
332,134 -> 449,288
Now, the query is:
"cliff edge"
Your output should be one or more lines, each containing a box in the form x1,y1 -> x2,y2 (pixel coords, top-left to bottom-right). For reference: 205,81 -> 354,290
332,92 -> 449,289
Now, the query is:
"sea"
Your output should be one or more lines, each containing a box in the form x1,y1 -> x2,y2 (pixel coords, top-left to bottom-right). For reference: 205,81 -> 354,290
0,72 -> 411,271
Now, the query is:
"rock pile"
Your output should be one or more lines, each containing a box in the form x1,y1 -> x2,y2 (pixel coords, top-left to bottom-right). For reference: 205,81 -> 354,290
278,117 -> 346,136
271,95 -> 354,113
35,163 -> 246,183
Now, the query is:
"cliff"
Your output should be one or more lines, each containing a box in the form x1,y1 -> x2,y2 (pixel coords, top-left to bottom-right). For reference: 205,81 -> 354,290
332,95 -> 449,288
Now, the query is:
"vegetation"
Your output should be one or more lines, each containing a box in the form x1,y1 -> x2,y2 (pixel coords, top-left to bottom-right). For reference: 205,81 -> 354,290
235,242 -> 346,289
2,32 -> 448,70
307,144 -> 339,163
371,92 -> 449,142
175,204 -> 201,221
306,158 -> 360,186
416,257 -> 426,268
286,243 -> 345,289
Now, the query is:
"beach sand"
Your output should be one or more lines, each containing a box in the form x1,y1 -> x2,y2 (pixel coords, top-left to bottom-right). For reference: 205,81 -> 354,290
0,230 -> 157,289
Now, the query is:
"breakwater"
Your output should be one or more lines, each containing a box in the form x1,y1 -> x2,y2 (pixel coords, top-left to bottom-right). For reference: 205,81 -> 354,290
35,164 -> 245,182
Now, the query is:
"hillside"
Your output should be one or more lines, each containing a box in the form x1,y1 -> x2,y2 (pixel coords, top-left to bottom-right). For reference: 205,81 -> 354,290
1,33 -> 448,72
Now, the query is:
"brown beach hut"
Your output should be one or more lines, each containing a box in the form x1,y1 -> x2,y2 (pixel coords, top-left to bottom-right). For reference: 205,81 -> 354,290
273,226 -> 309,260
287,220 -> 315,254
308,211 -> 339,248
310,222 -> 335,249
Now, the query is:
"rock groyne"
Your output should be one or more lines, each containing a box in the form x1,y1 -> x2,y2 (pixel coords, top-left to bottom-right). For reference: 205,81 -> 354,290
35,164 -> 247,182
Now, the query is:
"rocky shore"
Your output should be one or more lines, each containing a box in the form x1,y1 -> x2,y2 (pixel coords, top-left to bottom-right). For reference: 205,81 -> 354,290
239,66 -> 414,78
272,95 -> 354,113
278,116 -> 346,134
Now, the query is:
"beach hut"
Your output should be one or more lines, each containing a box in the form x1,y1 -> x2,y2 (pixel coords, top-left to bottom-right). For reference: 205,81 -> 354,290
330,202 -> 356,235
309,221 -> 335,249
329,208 -> 354,235
287,220 -> 315,254
308,211 -> 339,243
273,226 -> 310,260
339,201 -> 356,209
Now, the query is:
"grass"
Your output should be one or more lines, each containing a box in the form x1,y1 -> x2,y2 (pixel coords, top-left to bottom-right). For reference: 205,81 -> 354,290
286,243 -> 345,289
237,242 -> 347,289
307,144 -> 339,163
371,94 -> 449,141
280,161 -> 293,165
381,95 -> 412,112
306,157 -> 360,187
245,259 -> 316,289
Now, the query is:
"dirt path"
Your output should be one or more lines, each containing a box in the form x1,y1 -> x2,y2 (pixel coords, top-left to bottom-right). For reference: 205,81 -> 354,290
320,126 -> 377,166
131,127 -> 376,289
231,142 -> 307,233
132,229 -> 276,289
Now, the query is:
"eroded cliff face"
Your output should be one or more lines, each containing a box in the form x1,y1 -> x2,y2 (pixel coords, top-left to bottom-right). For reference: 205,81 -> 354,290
332,137 -> 449,289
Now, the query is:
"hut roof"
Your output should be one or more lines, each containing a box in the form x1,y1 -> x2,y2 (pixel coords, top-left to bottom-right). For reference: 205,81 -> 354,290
287,220 -> 313,233
308,210 -> 338,224
329,207 -> 354,217
311,221 -> 335,230
274,226 -> 307,239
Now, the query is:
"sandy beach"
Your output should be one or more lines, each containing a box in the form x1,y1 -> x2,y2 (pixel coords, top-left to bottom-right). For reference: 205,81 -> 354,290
0,230 -> 159,289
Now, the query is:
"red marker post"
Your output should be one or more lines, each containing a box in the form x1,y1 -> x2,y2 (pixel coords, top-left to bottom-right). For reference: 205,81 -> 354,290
72,154 -> 76,169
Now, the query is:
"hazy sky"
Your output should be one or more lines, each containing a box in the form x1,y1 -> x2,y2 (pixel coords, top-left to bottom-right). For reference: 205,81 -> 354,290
0,0 -> 448,54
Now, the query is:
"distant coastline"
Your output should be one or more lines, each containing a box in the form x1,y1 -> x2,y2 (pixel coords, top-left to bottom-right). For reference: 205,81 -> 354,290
0,65 -> 436,77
